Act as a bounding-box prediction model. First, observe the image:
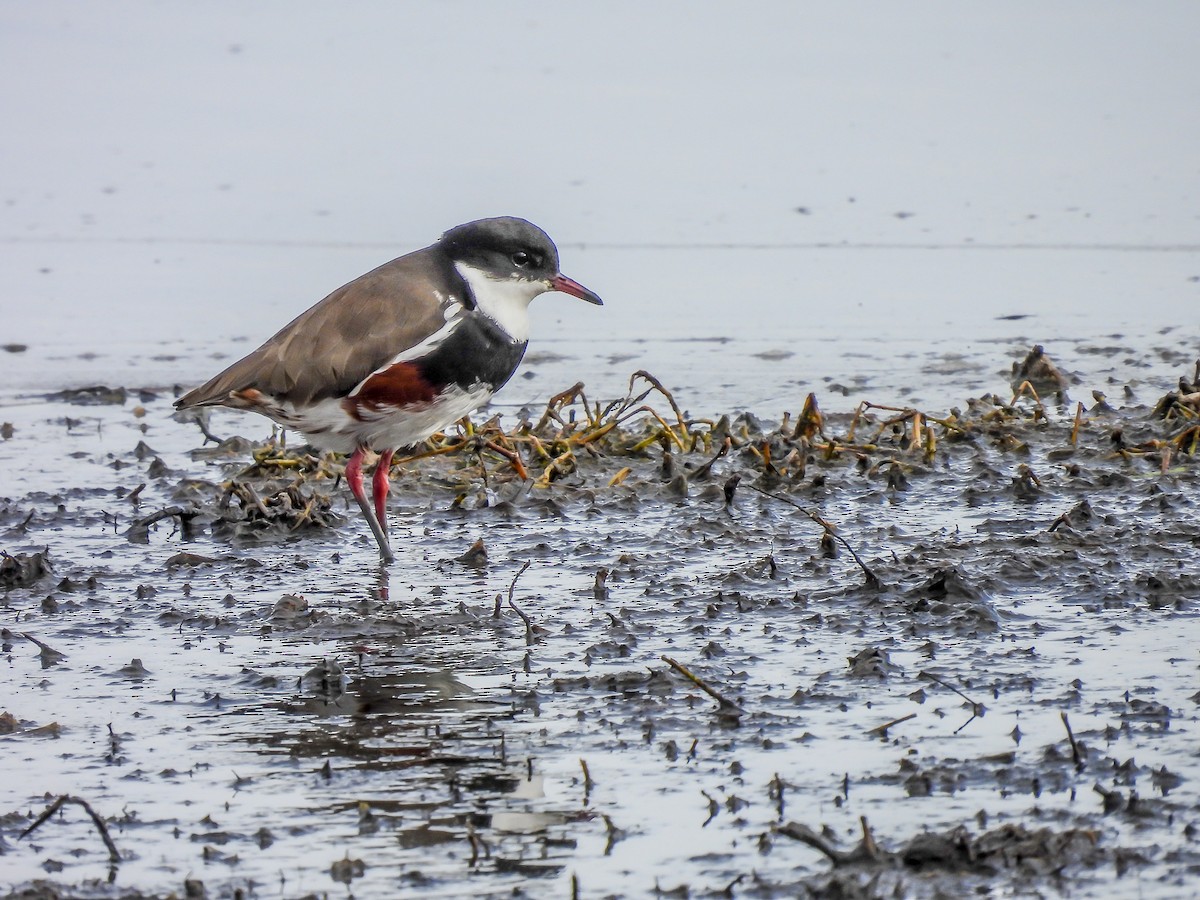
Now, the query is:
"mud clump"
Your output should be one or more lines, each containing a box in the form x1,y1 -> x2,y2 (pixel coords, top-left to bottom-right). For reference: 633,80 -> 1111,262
774,818 -> 1104,894
1011,343 -> 1069,400
1,550 -> 51,589
47,385 -> 128,405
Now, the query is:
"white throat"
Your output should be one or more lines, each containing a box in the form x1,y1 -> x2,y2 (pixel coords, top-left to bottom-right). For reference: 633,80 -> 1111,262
454,261 -> 543,342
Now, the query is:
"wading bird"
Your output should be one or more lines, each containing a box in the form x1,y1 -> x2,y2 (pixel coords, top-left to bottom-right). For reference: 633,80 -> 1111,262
175,217 -> 602,562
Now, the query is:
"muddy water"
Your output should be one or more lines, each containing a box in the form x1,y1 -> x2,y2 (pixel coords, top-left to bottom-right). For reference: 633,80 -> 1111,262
2,344 -> 1200,899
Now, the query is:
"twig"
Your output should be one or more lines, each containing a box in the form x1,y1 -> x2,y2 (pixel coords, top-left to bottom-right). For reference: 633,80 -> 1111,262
190,412 -> 224,446
775,816 -> 882,866
1011,379 -> 1047,412
858,816 -> 879,857
1061,711 -> 1084,770
630,370 -> 689,435
1070,402 -> 1085,445
21,632 -> 66,663
128,506 -> 194,529
774,822 -> 854,864
506,560 -> 535,642
20,794 -> 120,863
919,671 -> 984,715
746,484 -> 882,588
20,632 -> 58,654
580,758 -> 594,799
532,382 -> 585,433
507,598 -> 534,640
198,417 -> 223,445
700,789 -> 719,826
484,439 -> 529,480
465,821 -> 490,866
508,560 -> 531,606
607,466 -> 632,487
661,655 -> 743,713
690,436 -> 731,479
866,712 -> 917,737
391,438 -> 470,467
233,482 -> 272,518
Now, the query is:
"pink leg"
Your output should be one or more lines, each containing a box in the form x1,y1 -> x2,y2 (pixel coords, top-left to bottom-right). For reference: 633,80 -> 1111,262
373,448 -> 394,527
345,447 -> 369,505
345,447 -> 394,563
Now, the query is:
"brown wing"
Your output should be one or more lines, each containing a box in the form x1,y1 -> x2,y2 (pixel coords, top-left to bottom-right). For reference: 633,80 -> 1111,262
176,247 -> 456,409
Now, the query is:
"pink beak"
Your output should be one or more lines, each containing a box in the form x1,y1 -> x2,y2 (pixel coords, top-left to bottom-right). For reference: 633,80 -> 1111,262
551,273 -> 603,306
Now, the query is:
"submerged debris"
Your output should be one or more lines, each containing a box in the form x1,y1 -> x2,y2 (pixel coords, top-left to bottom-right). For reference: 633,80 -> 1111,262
165,366 -> 1199,570
5,359 -> 1199,899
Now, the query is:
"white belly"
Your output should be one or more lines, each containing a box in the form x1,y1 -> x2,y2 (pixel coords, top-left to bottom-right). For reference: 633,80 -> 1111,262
259,383 -> 494,454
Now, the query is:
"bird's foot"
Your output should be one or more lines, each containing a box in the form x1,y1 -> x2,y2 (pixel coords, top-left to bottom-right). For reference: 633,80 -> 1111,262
347,447 -> 395,563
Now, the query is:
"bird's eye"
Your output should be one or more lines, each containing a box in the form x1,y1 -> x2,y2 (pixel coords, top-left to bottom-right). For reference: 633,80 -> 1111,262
511,250 -> 538,269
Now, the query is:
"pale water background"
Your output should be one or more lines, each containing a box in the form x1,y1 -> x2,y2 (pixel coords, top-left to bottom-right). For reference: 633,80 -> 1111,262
2,2 -> 1197,411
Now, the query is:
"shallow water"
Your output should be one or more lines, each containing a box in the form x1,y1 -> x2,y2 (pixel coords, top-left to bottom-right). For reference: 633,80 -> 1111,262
4,4 -> 1200,896
2,351 -> 1199,898
4,240 -> 1198,415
